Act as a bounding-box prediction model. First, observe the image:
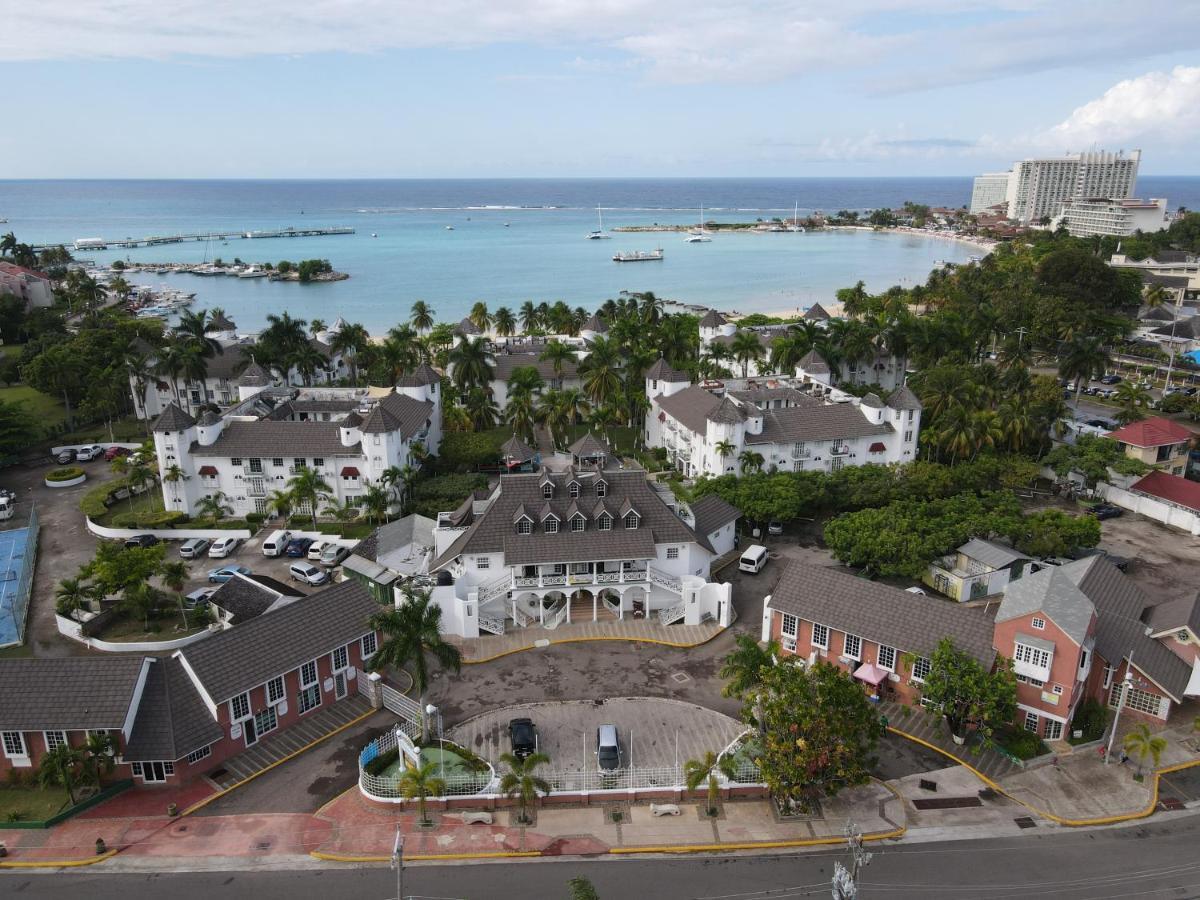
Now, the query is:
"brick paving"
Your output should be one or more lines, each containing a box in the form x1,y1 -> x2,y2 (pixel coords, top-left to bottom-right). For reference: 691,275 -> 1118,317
449,618 -> 725,662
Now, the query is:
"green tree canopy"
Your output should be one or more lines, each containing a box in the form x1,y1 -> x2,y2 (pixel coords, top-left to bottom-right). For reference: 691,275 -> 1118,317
920,637 -> 1017,739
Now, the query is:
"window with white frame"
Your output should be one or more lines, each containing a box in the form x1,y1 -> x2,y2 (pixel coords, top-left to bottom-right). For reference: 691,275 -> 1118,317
361,632 -> 378,659
1016,674 -> 1045,687
598,514 -> 612,531
545,518 -> 558,534
44,731 -> 67,752
298,660 -> 321,714
780,614 -> 798,638
1044,720 -> 1063,741
1109,684 -> 1164,716
877,645 -> 896,671
812,622 -> 829,649
569,482 -> 580,498
186,745 -> 212,765
476,556 -> 491,569
516,520 -> 532,535
272,458 -> 284,468
1052,684 -> 1063,695
300,660 -> 317,687
1024,711 -> 1039,732
625,513 -> 639,529
542,484 -> 553,499
254,706 -> 278,737
666,547 -> 679,559
1014,643 -> 1051,670
266,676 -> 285,706
2,731 -> 26,758
332,645 -> 349,672
1102,665 -> 1114,689
571,516 -> 586,533
231,457 -> 242,466
231,692 -> 250,722
911,656 -> 931,682
1031,617 -> 1046,630
844,634 -> 862,660
596,482 -> 607,497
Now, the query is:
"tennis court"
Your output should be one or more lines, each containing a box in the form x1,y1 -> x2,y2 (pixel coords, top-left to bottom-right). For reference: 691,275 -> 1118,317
0,511 -> 38,647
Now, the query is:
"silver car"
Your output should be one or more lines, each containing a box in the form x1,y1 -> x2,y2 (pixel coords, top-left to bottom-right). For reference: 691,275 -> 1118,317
179,538 -> 211,559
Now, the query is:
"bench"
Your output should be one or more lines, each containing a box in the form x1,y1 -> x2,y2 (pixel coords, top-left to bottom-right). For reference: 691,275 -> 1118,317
650,803 -> 681,817
459,811 -> 494,825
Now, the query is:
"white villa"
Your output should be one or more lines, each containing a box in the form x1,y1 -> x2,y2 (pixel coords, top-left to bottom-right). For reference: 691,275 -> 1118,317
645,358 -> 921,477
150,364 -> 442,518
424,453 -> 738,640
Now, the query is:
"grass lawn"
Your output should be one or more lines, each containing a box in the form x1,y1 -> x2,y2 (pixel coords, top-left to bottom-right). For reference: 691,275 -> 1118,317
55,416 -> 148,445
0,342 -> 26,360
93,487 -> 165,526
560,423 -> 637,454
0,384 -> 65,428
0,786 -> 72,823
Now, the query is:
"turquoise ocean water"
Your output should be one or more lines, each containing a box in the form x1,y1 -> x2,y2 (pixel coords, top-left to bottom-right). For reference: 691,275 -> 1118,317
1,178 -> 1195,332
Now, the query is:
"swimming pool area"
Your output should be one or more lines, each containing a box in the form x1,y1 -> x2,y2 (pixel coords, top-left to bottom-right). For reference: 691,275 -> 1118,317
0,510 -> 38,647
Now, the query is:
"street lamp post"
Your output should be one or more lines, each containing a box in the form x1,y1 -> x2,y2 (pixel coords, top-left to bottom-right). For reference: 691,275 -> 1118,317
425,704 -> 444,780
1105,657 -> 1136,766
391,828 -> 404,900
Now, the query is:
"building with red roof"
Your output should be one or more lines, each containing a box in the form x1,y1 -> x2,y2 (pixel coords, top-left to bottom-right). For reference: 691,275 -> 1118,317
0,261 -> 54,308
1129,470 -> 1200,513
1106,416 -> 1194,475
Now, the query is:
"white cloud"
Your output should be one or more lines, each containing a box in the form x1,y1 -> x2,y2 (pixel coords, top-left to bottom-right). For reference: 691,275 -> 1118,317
1049,65 -> 1200,147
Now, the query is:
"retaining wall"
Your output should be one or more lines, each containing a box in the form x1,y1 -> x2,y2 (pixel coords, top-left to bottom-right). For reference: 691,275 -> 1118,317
85,517 -> 252,542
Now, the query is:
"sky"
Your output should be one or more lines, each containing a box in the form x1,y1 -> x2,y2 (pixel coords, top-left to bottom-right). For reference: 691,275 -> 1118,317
1,0 -> 1198,178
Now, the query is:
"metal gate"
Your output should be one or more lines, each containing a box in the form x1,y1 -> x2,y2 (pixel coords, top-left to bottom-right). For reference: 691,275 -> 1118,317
381,683 -> 424,739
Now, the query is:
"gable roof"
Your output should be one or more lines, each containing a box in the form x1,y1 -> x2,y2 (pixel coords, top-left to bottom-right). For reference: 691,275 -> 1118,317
957,538 -> 1029,570
493,352 -> 579,382
1130,470 -> 1200,513
708,396 -> 748,425
123,657 -> 223,762
860,392 -> 885,409
1147,592 -> 1200,637
177,579 -> 378,704
748,404 -> 891,444
0,657 -> 148,731
769,565 -> 996,665
803,303 -> 831,321
153,402 -> 197,433
886,385 -> 922,410
1150,317 -> 1200,339
581,313 -> 609,333
1106,417 -> 1193,448
996,566 -> 1095,646
645,358 -> 688,382
690,494 -> 741,537
192,421 -> 360,457
797,349 -> 829,374
656,384 -> 722,433
208,572 -> 301,624
568,432 -> 609,458
455,317 -> 483,335
396,362 -> 442,387
501,433 -> 536,461
699,309 -> 728,327
346,514 -> 436,580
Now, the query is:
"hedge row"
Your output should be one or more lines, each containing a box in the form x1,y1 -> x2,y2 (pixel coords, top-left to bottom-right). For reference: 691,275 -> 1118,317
46,466 -> 85,482
108,510 -> 190,529
80,476 -> 133,517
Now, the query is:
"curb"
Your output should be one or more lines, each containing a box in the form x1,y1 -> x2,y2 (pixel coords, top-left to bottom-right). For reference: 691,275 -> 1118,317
886,724 -> 1200,828
463,631 -> 727,665
0,848 -> 118,869
311,849 -> 543,863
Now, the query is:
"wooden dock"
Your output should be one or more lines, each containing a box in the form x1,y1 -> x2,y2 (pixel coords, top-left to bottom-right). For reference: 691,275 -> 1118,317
37,226 -> 355,252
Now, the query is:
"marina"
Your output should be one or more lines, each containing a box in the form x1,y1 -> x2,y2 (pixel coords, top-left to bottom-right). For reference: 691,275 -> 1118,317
55,225 -> 354,252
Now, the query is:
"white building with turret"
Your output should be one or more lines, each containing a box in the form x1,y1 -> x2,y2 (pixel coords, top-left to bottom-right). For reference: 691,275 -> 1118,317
151,364 -> 442,518
645,359 -> 921,477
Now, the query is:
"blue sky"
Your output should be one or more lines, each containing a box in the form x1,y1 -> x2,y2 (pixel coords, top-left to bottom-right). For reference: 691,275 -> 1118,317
2,0 -> 1198,177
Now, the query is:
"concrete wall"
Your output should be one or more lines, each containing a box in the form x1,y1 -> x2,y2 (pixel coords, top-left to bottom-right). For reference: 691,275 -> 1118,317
85,518 -> 253,541
1101,483 -> 1200,535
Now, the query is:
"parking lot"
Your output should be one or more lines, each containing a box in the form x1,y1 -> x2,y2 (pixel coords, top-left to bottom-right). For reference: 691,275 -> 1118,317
173,531 -> 343,600
447,698 -> 748,774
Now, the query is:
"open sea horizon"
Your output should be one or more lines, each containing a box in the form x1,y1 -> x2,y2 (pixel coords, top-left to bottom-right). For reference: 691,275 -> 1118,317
2,177 -> 1196,332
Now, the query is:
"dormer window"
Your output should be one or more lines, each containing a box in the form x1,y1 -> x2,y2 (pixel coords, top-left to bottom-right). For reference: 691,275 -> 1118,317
517,519 -> 533,535
596,481 -> 607,497
598,513 -> 612,531
542,484 -> 553,499
569,481 -> 581,498
571,515 -> 586,533
625,512 -> 640,529
545,518 -> 558,534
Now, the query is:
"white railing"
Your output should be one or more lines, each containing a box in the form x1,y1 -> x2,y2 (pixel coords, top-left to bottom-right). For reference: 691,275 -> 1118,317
596,572 -> 620,584
830,444 -> 850,456
623,569 -> 648,583
478,574 -> 511,603
648,566 -> 682,593
542,574 -> 566,586
658,601 -> 686,625
513,575 -> 539,588
380,683 -> 423,739
478,613 -> 505,636
552,601 -> 570,628
603,596 -> 622,617
513,605 -> 533,628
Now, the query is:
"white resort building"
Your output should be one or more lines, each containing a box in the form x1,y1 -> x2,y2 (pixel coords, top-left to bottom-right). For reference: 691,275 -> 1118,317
645,358 -> 921,477
150,365 -> 442,518
1053,197 -> 1169,238
424,450 -> 738,640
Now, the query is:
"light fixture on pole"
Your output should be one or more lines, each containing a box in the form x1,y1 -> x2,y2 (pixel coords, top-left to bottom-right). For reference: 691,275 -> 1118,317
425,703 -> 444,779
1105,653 -> 1136,766
391,827 -> 404,900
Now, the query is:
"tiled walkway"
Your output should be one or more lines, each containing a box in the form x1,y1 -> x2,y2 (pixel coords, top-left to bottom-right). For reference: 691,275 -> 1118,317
208,694 -> 373,790
880,701 -> 1021,781
450,618 -> 725,661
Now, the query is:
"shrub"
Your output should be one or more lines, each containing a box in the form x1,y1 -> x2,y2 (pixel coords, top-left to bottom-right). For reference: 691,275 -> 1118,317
80,476 -> 130,517
45,466 -> 85,482
992,725 -> 1048,760
364,747 -> 399,777
245,512 -> 266,529
108,509 -> 189,529
1069,698 -> 1109,744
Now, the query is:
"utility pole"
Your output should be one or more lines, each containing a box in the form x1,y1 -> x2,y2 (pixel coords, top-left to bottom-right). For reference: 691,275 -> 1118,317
832,822 -> 873,899
1105,653 -> 1136,766
392,828 -> 404,900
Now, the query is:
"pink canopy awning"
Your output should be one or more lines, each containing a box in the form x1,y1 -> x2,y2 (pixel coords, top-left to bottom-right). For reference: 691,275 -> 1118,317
853,662 -> 889,686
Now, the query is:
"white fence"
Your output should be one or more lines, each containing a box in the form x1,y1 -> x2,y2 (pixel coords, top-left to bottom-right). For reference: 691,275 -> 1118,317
85,517 -> 252,542
380,682 -> 424,739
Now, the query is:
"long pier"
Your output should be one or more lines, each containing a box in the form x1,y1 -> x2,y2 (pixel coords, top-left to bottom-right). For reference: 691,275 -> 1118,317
35,226 -> 355,252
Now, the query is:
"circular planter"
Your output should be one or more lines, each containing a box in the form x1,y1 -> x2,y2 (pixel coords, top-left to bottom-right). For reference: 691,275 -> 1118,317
45,467 -> 87,489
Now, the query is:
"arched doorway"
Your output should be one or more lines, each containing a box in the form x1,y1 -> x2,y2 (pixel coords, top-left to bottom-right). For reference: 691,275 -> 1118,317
569,588 -> 595,623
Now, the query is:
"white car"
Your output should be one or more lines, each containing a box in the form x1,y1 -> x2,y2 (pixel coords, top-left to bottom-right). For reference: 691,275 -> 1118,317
208,536 -> 240,558
289,562 -> 329,586
74,445 -> 105,462
307,540 -> 327,561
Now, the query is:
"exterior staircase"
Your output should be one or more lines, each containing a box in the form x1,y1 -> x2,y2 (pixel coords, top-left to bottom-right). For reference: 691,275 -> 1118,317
570,596 -> 617,623
879,700 -> 1021,782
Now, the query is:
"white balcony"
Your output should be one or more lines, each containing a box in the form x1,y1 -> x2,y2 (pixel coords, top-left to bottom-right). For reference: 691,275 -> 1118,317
510,565 -> 658,591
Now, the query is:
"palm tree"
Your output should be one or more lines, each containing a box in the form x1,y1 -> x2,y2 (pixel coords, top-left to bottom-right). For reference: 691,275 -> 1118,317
124,461 -> 156,513
398,759 -> 446,826
162,464 -> 187,503
493,306 -> 517,337
82,731 -> 116,788
287,467 -> 332,523
321,496 -> 360,536
289,342 -> 329,386
505,389 -> 538,445
713,439 -> 735,473
537,390 -> 572,449
175,308 -> 224,358
107,275 -> 132,303
310,318 -> 327,336
1059,336 -> 1109,408
366,584 -> 463,738
579,336 -> 622,407
685,751 -> 735,817
331,322 -> 371,385
39,743 -> 84,806
410,300 -> 436,332
469,301 -> 492,333
719,634 -> 779,699
519,300 -> 540,333
730,330 -> 764,378
54,577 -> 94,618
160,560 -> 191,628
448,337 -> 495,393
1122,723 -> 1167,778
539,340 -> 576,384
464,387 -> 500,430
737,450 -> 764,475
362,482 -> 391,524
498,751 -> 550,825
1113,382 -> 1152,425
996,400 -> 1034,454
195,491 -> 233,524
265,488 -> 294,526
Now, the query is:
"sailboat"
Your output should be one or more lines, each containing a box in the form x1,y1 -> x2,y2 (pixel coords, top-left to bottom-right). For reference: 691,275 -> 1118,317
587,206 -> 611,240
788,201 -> 806,232
685,204 -> 712,243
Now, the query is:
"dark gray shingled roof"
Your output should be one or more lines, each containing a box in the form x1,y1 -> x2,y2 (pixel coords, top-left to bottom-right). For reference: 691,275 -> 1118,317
748,404 -> 892,444
690,494 -> 740,537
797,349 -> 830,374
1148,250 -> 1193,263
728,386 -> 817,406
1152,317 -> 1200,340
198,409 -> 221,426
201,344 -> 251,380
396,362 -> 442,387
804,303 -> 832,321
433,468 -> 711,570
455,317 -> 483,335
860,393 -> 885,409
699,309 -> 728,327
1139,306 -> 1176,322
1140,272 -> 1191,289
123,657 -> 223,762
769,565 -> 996,665
886,384 -> 922,410
582,313 -> 609,333
568,432 -> 609,458
192,421 -> 360,457
208,312 -> 237,330
645,358 -> 688,382
1147,592 -> 1200,637
708,396 -> 747,425
0,657 -> 148,731
178,579 -> 378,704
492,352 -> 579,382
153,402 -> 197,433
208,573 -> 301,624
501,434 -> 536,461
238,360 -> 270,386
376,393 -> 434,438
656,385 -> 722,433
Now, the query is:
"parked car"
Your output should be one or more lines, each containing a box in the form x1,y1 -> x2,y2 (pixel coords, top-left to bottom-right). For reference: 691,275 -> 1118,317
1185,387 -> 1198,397
104,446 -> 131,462
288,561 -> 329,586
508,717 -> 538,760
1088,503 -> 1123,520
307,540 -> 327,561
208,564 -> 250,583
596,724 -> 622,772
320,544 -> 351,567
74,445 -> 105,462
53,449 -> 76,464
184,587 -> 215,607
285,537 -> 314,558
1070,547 -> 1130,571
208,536 -> 240,558
1084,419 -> 1114,430
123,534 -> 159,549
1099,374 -> 1122,385
179,537 -> 211,559
767,521 -> 783,535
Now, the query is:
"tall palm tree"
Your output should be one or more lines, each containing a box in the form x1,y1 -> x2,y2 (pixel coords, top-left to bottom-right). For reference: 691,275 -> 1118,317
398,759 -> 445,826
331,322 -> 371,385
713,439 -> 735,473
539,340 -> 575,384
519,300 -> 540,333
366,585 -> 463,740
1113,382 -> 1152,425
265,488 -> 293,526
107,274 -> 132,303
1059,336 -> 1109,408
498,751 -> 550,825
492,306 -> 516,337
448,337 -> 495,393
160,560 -> 191,628
730,330 -> 764,378
287,467 -> 331,522
161,464 -> 187,503
579,336 -> 623,407
537,390 -> 571,449
684,751 -> 735,817
175,309 -> 224,358
38,743 -> 84,806
410,300 -> 436,332
464,388 -> 500,430
289,342 -> 329,386
719,634 -> 779,699
322,496 -> 360,536
505,390 -> 538,445
468,301 -> 492,333
54,577 -> 94,618
737,450 -> 764,474
195,491 -> 233,524
82,732 -> 116,788
309,318 -> 327,336
362,482 -> 391,524
1123,723 -> 1167,778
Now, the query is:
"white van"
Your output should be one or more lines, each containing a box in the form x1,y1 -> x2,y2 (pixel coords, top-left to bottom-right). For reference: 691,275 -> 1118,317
261,529 -> 292,557
738,544 -> 769,574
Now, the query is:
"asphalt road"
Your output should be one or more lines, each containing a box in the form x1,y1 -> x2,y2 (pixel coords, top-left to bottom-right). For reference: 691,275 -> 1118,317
5,815 -> 1200,899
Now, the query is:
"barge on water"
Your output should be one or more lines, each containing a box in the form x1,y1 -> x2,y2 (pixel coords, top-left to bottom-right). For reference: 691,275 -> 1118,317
613,248 -> 665,262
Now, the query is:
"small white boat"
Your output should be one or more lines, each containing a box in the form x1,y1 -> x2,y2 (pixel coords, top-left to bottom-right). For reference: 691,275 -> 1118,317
371,232 -> 378,238
788,202 -> 805,232
445,225 -> 454,231
613,248 -> 664,262
237,266 -> 268,278
686,204 -> 713,242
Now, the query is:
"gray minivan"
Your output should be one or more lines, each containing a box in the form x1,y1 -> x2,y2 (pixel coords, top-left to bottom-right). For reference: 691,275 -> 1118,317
179,538 -> 211,559
596,724 -> 622,771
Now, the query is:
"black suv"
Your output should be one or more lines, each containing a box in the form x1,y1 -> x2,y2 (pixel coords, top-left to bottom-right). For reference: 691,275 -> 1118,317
508,717 -> 538,759
123,534 -> 160,549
